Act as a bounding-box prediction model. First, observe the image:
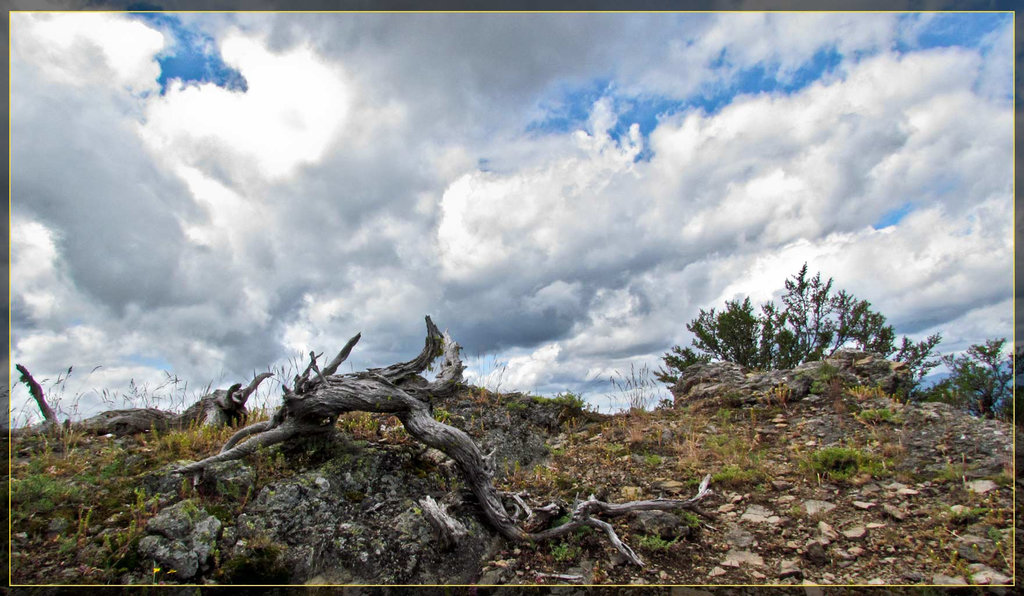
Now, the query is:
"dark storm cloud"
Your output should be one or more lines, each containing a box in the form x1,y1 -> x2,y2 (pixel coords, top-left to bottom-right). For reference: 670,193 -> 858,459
11,76 -> 201,315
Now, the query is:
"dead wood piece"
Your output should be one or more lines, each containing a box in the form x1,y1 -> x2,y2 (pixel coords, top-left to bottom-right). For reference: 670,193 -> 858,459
419,495 -> 468,550
16,364 -> 58,428
79,408 -> 177,436
172,316 -> 713,566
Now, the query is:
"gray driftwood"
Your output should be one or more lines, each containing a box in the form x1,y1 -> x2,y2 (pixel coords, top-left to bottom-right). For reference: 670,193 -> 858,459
14,364 -> 272,436
174,316 -> 713,565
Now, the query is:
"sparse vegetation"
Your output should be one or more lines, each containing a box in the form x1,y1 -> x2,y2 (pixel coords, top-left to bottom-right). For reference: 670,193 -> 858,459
656,264 -> 942,396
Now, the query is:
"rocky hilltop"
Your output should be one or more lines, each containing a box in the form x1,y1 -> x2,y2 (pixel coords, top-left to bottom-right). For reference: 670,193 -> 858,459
6,350 -> 1017,587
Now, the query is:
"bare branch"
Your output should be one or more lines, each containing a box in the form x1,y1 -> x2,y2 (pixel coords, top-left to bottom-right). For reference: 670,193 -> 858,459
587,517 -> 644,566
308,351 -> 329,386
323,333 -> 362,376
220,420 -> 275,453
16,364 -> 58,428
236,372 -> 274,405
177,424 -> 300,474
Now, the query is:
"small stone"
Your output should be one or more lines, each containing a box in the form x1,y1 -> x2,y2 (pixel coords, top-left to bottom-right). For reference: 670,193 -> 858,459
741,504 -> 780,525
771,480 -> 792,491
724,525 -> 755,548
956,535 -> 995,563
750,570 -> 766,580
708,566 -> 727,577
717,504 -> 736,513
896,487 -> 919,496
968,564 -> 1011,585
817,521 -> 839,542
966,479 -> 998,494
886,482 -> 908,491
721,549 -> 764,568
931,574 -> 966,585
852,501 -> 875,510
901,572 -> 925,583
882,504 -> 907,521
867,578 -> 887,585
776,495 -> 796,504
804,540 -> 829,565
847,546 -> 865,557
949,505 -> 969,515
779,559 -> 803,579
803,500 -> 836,516
841,525 -> 867,540
655,479 -> 686,494
866,522 -> 886,529
314,477 -> 330,491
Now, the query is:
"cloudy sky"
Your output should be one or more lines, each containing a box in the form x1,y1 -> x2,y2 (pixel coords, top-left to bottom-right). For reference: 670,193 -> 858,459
8,11 -> 1014,424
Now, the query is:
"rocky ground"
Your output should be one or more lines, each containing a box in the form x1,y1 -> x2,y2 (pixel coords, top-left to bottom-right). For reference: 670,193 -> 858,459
5,353 -> 1017,588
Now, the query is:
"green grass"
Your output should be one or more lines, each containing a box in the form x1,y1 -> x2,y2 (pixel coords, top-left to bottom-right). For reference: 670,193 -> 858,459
637,534 -> 678,551
802,447 -> 884,482
711,464 -> 767,488
856,408 -> 904,425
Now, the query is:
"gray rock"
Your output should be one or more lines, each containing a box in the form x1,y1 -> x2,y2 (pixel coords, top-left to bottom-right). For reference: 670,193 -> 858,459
966,479 -> 998,494
803,540 -> 829,565
139,500 -> 222,580
778,558 -> 803,579
882,503 -> 907,521
630,510 -> 693,540
932,574 -> 966,585
803,500 -> 836,516
968,564 -> 1011,585
197,460 -> 254,499
956,534 -> 995,563
670,349 -> 909,408
723,524 -> 755,548
721,549 -> 763,568
740,504 -> 780,524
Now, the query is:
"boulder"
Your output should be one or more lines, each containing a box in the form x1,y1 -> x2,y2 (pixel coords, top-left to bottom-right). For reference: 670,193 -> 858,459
138,500 -> 222,580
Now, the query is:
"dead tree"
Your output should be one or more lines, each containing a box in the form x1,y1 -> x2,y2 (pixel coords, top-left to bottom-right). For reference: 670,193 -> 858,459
14,364 -> 272,436
175,316 -> 713,566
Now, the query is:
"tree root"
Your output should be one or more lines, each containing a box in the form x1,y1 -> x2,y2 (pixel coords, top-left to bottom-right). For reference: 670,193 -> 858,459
172,316 -> 714,565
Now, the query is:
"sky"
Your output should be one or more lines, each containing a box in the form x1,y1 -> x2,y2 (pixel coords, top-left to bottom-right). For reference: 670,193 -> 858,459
7,11 -> 1015,425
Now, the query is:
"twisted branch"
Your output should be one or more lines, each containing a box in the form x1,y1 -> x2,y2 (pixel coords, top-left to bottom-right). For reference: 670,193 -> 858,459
172,316 -> 713,565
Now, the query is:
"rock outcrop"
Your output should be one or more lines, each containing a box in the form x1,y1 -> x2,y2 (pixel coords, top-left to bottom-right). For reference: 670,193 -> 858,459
670,349 -> 910,408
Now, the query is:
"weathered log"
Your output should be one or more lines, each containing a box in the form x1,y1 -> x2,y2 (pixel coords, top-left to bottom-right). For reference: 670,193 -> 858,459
12,368 -> 274,437
174,316 -> 714,565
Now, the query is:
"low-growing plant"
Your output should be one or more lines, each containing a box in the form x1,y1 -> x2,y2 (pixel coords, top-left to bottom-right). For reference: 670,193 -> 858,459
711,464 -> 766,488
637,534 -> 678,551
803,446 -> 882,482
857,408 -> 904,425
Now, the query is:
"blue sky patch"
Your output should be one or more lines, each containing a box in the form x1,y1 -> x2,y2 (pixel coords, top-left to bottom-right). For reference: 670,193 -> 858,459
129,12 -> 247,95
528,45 -> 843,162
873,203 -> 914,230
127,353 -> 173,370
896,12 -> 1011,54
